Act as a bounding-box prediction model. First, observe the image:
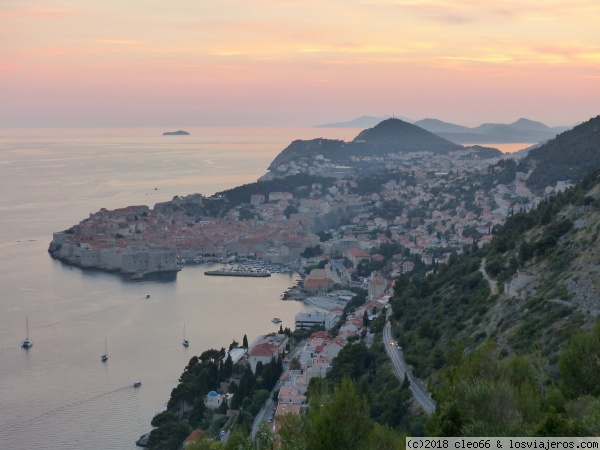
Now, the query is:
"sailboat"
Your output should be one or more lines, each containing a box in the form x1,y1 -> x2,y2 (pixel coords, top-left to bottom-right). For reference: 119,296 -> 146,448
101,337 -> 108,362
21,315 -> 32,348
182,322 -> 189,347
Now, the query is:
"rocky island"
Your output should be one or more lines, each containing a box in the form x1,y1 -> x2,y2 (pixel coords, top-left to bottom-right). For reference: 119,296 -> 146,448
162,130 -> 190,135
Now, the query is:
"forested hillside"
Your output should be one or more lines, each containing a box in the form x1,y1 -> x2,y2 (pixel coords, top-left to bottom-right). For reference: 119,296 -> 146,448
390,169 -> 600,436
520,115 -> 600,192
215,174 -> 335,208
352,119 -> 461,154
267,118 -> 462,170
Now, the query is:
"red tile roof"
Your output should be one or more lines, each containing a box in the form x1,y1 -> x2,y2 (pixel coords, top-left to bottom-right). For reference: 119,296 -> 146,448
183,429 -> 203,444
346,248 -> 371,258
310,331 -> 332,340
250,342 -> 277,357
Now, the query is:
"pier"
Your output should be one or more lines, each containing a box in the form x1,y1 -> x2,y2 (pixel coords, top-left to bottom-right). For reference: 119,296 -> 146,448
204,270 -> 271,278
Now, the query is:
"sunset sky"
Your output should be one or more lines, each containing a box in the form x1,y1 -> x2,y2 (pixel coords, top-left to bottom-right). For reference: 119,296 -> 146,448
2,0 -> 600,128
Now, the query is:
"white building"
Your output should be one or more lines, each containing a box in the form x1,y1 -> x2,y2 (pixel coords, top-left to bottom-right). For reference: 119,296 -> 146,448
294,310 -> 341,330
205,391 -> 224,410
247,334 -> 288,372
223,347 -> 247,364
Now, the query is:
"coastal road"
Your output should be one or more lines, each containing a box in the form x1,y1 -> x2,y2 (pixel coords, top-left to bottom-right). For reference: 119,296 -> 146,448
251,380 -> 279,439
250,339 -> 306,439
383,320 -> 436,413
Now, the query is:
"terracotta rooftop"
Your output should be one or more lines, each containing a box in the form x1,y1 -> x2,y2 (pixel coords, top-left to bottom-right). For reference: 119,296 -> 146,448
249,342 -> 277,357
183,429 -> 203,445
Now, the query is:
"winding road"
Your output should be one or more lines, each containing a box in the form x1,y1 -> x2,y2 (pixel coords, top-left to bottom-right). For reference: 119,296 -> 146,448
383,320 -> 436,413
380,257 -> 496,414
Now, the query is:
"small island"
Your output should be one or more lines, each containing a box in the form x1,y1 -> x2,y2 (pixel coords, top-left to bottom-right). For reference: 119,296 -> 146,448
162,130 -> 190,135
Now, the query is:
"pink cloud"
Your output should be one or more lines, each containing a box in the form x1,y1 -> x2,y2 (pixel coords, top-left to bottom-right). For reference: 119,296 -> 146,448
0,63 -> 20,71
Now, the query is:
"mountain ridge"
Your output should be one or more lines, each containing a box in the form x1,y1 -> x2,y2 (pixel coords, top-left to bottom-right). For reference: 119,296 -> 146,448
520,115 -> 600,192
414,117 -> 570,143
267,118 -> 462,173
314,116 -> 570,143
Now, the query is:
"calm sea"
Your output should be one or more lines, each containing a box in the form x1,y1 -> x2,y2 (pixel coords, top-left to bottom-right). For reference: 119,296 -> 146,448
0,127 -> 359,450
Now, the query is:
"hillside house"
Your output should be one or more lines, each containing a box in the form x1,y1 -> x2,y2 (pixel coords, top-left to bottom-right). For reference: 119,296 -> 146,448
344,248 -> 372,267
248,334 -> 288,372
303,265 -> 335,293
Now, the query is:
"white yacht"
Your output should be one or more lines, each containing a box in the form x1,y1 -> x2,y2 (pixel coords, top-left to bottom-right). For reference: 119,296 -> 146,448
21,316 -> 32,348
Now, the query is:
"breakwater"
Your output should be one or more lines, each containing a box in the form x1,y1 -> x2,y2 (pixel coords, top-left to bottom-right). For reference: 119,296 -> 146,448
204,270 -> 271,278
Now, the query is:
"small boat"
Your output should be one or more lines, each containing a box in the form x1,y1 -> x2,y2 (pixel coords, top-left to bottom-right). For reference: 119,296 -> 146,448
101,337 -> 108,362
21,315 -> 32,348
271,317 -> 282,324
146,294 -> 151,299
182,322 -> 189,347
134,380 -> 142,388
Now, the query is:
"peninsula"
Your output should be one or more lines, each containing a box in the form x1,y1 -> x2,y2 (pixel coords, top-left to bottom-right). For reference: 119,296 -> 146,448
49,117 -> 595,280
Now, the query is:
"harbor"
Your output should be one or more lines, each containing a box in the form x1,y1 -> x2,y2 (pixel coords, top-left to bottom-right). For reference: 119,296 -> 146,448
204,269 -> 271,278
202,259 -> 294,278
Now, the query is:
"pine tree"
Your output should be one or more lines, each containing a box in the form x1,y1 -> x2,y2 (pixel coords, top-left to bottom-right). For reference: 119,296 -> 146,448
304,377 -> 372,450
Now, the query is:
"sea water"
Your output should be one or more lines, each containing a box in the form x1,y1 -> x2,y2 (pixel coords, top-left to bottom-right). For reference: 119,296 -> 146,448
0,127 -> 358,450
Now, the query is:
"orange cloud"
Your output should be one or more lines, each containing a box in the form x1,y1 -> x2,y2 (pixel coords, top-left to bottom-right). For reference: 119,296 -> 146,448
2,0 -> 599,127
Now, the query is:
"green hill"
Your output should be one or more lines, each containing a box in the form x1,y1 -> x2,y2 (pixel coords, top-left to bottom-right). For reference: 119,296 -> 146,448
267,138 -> 346,170
390,169 -> 600,435
267,118 -> 462,171
352,118 -> 460,153
521,115 -> 600,192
